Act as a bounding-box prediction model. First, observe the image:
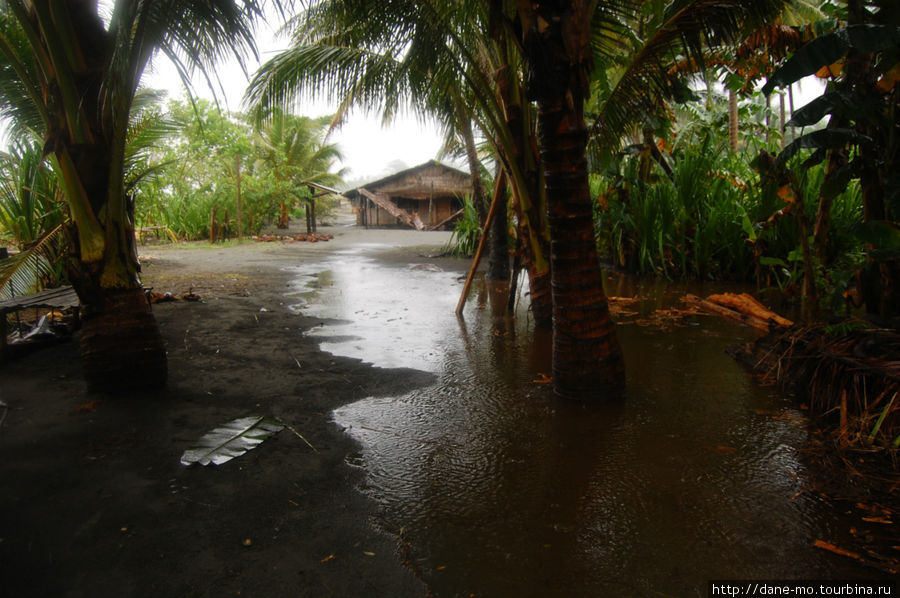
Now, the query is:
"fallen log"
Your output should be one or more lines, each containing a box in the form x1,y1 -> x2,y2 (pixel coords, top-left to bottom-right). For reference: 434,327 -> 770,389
682,293 -> 791,332
707,292 -> 794,328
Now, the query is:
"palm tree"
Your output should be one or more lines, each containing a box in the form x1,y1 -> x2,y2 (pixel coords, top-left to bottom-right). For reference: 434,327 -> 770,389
251,109 -> 344,228
503,0 -> 789,399
0,1 -> 273,391
0,135 -> 66,297
500,0 -> 628,398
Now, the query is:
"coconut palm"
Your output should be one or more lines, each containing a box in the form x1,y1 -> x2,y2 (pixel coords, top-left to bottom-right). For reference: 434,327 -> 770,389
0,0 -> 276,391
251,109 -> 344,227
494,0 -> 789,398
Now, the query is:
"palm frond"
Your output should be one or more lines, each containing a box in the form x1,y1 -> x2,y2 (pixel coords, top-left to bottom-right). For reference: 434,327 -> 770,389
0,223 -> 63,298
0,7 -> 48,134
246,42 -> 413,120
591,0 -> 789,154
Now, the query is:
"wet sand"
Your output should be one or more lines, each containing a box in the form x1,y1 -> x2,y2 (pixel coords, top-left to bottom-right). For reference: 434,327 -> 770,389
0,218 -> 455,598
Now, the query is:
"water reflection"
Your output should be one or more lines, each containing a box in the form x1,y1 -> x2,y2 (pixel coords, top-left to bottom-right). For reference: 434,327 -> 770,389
290,246 -> 881,596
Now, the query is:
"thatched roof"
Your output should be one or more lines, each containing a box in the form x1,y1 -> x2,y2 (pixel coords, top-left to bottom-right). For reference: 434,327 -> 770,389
343,160 -> 470,200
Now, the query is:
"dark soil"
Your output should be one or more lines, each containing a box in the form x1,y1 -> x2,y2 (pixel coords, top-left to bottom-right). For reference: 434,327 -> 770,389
0,230 -> 444,597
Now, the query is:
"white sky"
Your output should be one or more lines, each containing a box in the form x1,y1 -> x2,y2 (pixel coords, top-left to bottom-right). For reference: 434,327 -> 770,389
140,17 -> 447,184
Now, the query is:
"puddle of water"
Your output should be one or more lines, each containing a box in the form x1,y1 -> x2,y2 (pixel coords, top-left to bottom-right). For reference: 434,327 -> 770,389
291,246 -> 888,596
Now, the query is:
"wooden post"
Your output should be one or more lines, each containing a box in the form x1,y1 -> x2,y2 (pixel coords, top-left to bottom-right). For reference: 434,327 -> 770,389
209,206 -> 217,243
235,155 -> 243,240
455,178 -> 504,315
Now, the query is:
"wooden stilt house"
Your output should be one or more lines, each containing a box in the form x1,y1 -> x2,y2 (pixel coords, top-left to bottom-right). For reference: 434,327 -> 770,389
343,160 -> 471,230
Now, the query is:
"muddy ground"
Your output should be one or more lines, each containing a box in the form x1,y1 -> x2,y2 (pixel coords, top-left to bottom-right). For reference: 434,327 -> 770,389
0,217 -> 458,598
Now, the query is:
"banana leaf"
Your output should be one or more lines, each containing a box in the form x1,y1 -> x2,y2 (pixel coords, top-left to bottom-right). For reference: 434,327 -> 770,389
850,220 -> 900,260
774,128 -> 870,169
180,415 -> 284,466
787,89 -> 883,128
762,24 -> 900,94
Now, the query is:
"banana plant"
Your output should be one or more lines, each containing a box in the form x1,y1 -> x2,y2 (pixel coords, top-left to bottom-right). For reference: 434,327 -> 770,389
762,1 -> 900,321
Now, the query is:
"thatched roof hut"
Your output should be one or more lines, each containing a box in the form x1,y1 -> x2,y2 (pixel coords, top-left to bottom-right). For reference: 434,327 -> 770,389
343,160 -> 471,229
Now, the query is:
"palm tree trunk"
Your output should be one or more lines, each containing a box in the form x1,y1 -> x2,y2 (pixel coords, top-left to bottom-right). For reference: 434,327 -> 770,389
62,140 -> 168,392
728,88 -> 739,152
487,168 -> 510,280
457,102 -> 489,226
456,104 -> 509,281
495,66 -> 552,325
524,0 -> 625,400
79,287 -> 167,391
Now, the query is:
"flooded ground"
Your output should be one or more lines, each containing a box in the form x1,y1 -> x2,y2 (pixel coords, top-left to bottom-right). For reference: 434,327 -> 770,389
287,233 -> 890,597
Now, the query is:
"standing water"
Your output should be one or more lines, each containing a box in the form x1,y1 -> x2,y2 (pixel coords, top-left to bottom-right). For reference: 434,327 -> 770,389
288,238 -> 889,597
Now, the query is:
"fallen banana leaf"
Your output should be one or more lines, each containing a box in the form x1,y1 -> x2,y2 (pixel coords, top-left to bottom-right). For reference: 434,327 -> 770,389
180,416 -> 284,466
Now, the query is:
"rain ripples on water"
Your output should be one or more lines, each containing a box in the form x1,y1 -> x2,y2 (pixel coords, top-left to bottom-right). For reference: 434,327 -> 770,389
288,242 -> 884,597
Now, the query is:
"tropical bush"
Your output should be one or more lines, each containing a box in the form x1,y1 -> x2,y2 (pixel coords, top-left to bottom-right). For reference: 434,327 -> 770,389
594,127 -> 866,314
595,135 -> 757,280
446,195 -> 480,257
132,99 -> 344,241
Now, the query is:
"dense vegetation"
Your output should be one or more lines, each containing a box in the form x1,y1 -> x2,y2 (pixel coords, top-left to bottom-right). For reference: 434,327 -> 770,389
0,96 -> 343,295
132,99 -> 343,242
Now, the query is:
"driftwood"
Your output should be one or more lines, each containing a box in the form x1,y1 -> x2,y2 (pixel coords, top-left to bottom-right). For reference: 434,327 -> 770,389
683,292 -> 793,331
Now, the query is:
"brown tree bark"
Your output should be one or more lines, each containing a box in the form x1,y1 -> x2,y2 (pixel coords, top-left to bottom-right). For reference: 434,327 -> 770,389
522,0 -> 625,400
487,169 -> 511,280
494,61 -> 553,325
79,287 -> 168,392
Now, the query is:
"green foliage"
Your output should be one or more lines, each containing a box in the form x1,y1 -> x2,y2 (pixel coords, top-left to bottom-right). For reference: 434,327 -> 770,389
0,137 -> 64,247
0,225 -> 65,298
132,99 -> 344,241
0,136 -> 67,295
446,195 -> 480,257
595,135 -> 756,280
761,24 -> 900,94
594,122 -> 866,313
